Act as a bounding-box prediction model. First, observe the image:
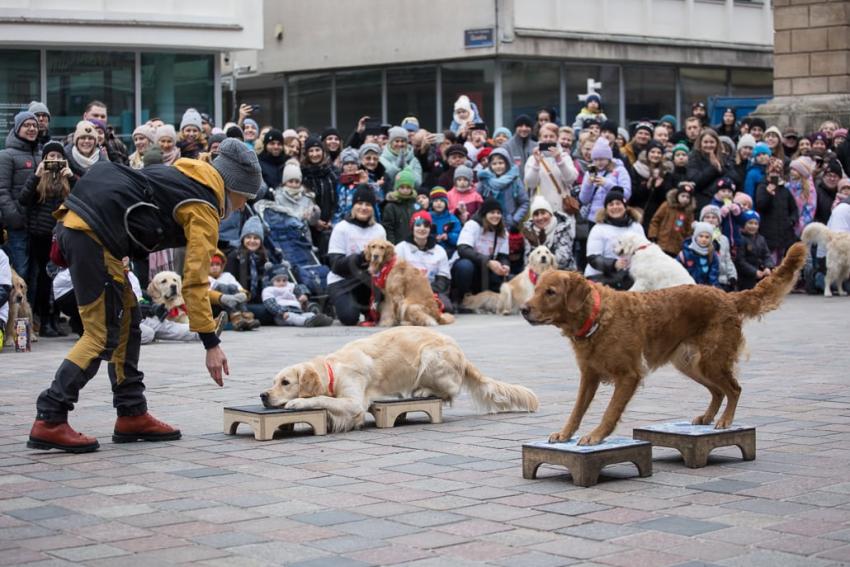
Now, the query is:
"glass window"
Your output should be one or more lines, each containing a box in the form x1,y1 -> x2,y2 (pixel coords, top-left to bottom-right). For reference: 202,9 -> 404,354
623,65 -> 676,125
228,87 -> 284,131
286,73 -> 331,135
729,69 -> 773,97
141,53 -> 214,130
47,51 -> 135,141
0,50 -> 40,149
441,60 -> 495,131
565,65 -> 620,129
502,60 -> 561,129
335,69 -> 382,140
680,67 -> 727,125
387,66 -> 437,133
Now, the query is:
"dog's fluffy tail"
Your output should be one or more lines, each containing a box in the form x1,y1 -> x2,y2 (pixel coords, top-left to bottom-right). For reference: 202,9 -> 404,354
462,363 -> 539,413
733,242 -> 807,320
801,222 -> 831,247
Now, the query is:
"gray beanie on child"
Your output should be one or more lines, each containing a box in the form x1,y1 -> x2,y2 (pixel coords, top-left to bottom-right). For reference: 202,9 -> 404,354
454,165 -> 473,182
212,138 -> 262,197
240,216 -> 264,241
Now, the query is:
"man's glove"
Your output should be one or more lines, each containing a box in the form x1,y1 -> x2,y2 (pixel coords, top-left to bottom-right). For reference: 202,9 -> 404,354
220,292 -> 247,309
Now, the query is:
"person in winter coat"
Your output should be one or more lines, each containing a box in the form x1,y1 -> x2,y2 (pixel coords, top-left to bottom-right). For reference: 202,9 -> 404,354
786,157 -> 818,238
333,148 -> 370,225
395,210 -> 453,312
257,129 -> 288,191
358,142 -> 390,192
154,125 -> 181,166
648,182 -> 696,256
755,164 -> 799,265
735,210 -> 774,290
449,95 -> 482,136
504,115 -> 538,168
700,204 -> 737,290
477,147 -> 529,231
630,140 -> 671,224
743,142 -> 771,199
687,128 -> 727,212
225,216 -> 273,325
523,123 -> 578,214
677,222 -> 720,287
446,165 -> 482,224
668,142 -> 691,190
326,186 -> 387,326
584,190 -> 644,289
301,136 -> 337,258
436,144 -> 469,189
521,195 -> 576,270
815,159 -> 842,224
382,169 -> 420,244
621,121 -> 654,167
261,264 -> 332,327
578,138 -> 632,222
28,101 -> 51,149
0,111 -> 42,281
176,109 -> 206,160
450,198 -> 511,304
572,93 -> 607,131
427,187 -> 461,257
726,134 -> 756,190
18,140 -> 74,336
128,124 -> 155,170
320,127 -> 343,171
380,127 -> 423,192
64,121 -> 105,181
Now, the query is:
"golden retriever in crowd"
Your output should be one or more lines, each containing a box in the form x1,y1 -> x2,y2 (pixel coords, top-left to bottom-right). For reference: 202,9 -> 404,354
4,270 -> 34,346
462,245 -> 557,315
522,242 -> 807,446
146,271 -> 189,324
365,239 -> 454,326
260,327 -> 539,432
802,222 -> 850,297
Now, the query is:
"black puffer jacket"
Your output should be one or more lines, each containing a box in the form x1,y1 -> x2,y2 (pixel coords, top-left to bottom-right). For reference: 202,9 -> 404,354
755,181 -> 798,251
0,131 -> 41,229
686,150 -> 726,212
18,172 -> 73,238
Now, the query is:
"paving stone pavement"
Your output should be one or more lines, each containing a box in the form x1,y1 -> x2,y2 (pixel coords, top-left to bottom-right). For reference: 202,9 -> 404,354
1,295 -> 849,566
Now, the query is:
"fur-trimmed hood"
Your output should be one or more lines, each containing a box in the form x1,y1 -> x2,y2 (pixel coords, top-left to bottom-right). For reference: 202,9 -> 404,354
633,150 -> 674,180
594,206 -> 642,225
664,188 -> 696,212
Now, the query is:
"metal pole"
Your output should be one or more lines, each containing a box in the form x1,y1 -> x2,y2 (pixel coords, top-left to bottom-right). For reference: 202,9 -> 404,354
436,66 -> 443,133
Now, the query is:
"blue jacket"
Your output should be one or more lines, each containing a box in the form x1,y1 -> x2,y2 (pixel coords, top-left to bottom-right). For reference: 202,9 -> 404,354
678,239 -> 720,286
429,208 -> 461,257
743,163 -> 766,200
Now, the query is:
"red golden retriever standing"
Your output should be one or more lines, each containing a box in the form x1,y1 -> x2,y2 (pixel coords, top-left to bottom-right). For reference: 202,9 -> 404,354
522,242 -> 807,446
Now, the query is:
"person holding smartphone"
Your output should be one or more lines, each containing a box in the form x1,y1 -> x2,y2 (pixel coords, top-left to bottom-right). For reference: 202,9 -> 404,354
755,156 -> 798,265
524,123 -> 578,214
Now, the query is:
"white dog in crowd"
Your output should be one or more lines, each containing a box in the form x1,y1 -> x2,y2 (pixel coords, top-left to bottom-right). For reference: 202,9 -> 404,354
614,233 -> 694,291
802,222 -> 850,296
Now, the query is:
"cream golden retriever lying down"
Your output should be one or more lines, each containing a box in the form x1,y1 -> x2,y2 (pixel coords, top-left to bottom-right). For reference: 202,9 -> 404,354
260,327 -> 539,432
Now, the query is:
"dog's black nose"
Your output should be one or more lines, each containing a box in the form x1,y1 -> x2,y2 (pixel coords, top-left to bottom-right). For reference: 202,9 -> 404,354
259,392 -> 270,407
520,306 -> 530,318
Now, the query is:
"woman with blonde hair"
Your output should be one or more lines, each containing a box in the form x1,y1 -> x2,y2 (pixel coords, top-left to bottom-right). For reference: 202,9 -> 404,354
687,128 -> 727,211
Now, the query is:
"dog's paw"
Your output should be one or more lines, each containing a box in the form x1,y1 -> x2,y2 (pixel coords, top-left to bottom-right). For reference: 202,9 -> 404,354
691,415 -> 713,426
577,434 -> 604,446
548,431 -> 572,443
714,418 -> 733,429
284,398 -> 312,411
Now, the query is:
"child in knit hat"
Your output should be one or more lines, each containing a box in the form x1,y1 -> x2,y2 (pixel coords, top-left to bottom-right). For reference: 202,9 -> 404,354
477,147 -> 529,231
225,216 -> 270,313
333,148 -> 367,225
833,178 -> 850,210
668,142 -> 691,189
677,221 -> 720,287
447,164 -> 483,223
700,204 -> 738,290
648,182 -> 695,256
428,187 -> 461,257
735,210 -> 774,290
261,263 -> 333,327
708,177 -> 743,248
381,169 -> 419,244
208,250 -> 259,331
744,142 -> 772,198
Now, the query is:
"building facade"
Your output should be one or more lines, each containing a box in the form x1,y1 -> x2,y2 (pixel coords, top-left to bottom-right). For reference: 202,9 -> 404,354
227,0 -> 774,137
0,0 -> 263,145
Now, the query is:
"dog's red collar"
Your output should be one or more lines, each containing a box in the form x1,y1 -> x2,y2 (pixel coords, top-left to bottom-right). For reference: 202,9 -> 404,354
528,269 -> 539,285
635,243 -> 652,252
324,361 -> 336,397
574,286 -> 601,338
372,257 -> 396,290
167,304 -> 188,319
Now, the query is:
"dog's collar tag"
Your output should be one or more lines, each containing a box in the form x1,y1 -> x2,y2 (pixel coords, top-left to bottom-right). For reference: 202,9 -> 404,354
574,287 -> 601,339
324,361 -> 336,397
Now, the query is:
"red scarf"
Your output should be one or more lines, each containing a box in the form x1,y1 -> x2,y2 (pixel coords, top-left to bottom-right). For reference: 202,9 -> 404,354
371,257 -> 396,290
167,304 -> 188,319
574,286 -> 601,338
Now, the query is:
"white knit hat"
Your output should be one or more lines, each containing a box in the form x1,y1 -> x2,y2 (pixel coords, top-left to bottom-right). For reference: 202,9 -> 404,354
180,108 -> 203,131
282,162 -> 302,184
154,125 -> 177,143
530,195 -> 554,215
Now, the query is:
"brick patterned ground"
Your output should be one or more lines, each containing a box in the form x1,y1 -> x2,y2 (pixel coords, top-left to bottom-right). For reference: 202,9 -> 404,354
1,295 -> 849,566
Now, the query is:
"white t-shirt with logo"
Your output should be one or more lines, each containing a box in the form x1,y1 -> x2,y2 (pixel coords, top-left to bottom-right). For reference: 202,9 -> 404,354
395,241 -> 450,283
327,220 -> 387,285
451,220 -> 509,264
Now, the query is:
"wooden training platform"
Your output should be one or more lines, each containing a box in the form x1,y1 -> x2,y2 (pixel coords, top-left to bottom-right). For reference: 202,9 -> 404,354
223,405 -> 328,440
368,397 -> 443,428
633,421 -> 755,468
522,437 -> 653,487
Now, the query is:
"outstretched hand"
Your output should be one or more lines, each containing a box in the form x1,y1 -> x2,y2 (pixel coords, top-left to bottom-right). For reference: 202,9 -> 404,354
205,345 -> 229,387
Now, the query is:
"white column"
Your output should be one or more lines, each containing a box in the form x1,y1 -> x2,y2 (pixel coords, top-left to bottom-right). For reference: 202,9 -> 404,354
725,0 -> 735,42
330,73 -> 337,128
381,69 -> 388,124
213,53 -> 222,129
39,49 -> 47,105
435,66 -> 443,133
685,0 -> 694,37
493,62 -> 503,129
763,0 -> 773,45
559,62 -> 567,129
135,52 -> 142,126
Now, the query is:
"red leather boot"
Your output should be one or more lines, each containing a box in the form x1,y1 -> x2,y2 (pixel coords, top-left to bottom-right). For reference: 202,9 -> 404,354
113,412 -> 181,443
28,420 -> 100,453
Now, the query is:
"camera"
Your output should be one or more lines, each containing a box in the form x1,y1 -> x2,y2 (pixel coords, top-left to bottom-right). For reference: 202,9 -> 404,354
768,175 -> 779,185
44,159 -> 66,172
339,172 -> 360,185
587,165 -> 598,175
538,142 -> 556,153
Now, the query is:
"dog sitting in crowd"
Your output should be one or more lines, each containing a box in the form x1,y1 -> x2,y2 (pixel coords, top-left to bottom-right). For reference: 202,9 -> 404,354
4,270 -> 34,346
462,245 -> 556,315
365,239 -> 454,326
260,327 -> 538,432
801,222 -> 850,297
614,233 -> 695,291
522,243 -> 807,446
147,271 -> 189,324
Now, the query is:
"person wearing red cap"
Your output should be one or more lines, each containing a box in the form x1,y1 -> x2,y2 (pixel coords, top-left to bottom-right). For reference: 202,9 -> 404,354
396,210 -> 453,312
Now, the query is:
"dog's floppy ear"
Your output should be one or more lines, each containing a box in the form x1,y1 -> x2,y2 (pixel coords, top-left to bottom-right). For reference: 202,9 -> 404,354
298,366 -> 324,398
381,241 -> 395,263
563,274 -> 591,315
146,279 -> 162,301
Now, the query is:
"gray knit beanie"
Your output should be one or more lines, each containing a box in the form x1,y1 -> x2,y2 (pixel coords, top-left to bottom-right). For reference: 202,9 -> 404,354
14,111 -> 37,134
240,215 -> 265,241
388,126 -> 408,145
358,143 -> 381,161
212,138 -> 262,197
28,101 -> 50,117
340,147 -> 359,165
454,165 -> 473,182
